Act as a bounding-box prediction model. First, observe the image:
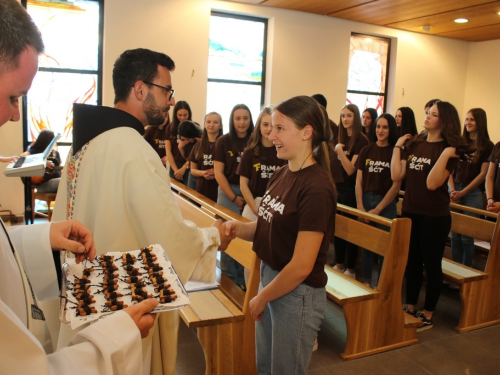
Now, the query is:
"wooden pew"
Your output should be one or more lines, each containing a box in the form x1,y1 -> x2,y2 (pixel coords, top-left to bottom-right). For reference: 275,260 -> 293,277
327,204 -> 420,360
443,203 -> 500,333
170,180 -> 259,375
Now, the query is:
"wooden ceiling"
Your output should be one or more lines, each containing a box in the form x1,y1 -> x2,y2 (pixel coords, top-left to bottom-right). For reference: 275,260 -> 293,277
230,0 -> 500,42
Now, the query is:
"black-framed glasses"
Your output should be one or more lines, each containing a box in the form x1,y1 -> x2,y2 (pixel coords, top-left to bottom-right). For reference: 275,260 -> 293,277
143,81 -> 175,100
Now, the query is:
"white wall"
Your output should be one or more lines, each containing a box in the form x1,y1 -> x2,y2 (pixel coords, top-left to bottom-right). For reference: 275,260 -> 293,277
464,39 -> 500,142
1,0 -> 498,214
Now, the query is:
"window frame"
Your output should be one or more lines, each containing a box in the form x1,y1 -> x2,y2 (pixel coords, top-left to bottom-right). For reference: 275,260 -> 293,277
347,32 -> 391,113
21,0 -> 104,151
208,11 -> 268,112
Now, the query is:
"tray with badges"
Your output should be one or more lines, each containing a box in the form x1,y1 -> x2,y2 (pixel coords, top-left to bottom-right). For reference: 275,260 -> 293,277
60,244 -> 190,329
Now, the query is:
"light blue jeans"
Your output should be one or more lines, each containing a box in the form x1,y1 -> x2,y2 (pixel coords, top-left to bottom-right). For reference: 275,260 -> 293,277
450,183 -> 483,267
256,262 -> 326,375
361,192 -> 397,282
217,185 -> 245,287
187,171 -> 197,190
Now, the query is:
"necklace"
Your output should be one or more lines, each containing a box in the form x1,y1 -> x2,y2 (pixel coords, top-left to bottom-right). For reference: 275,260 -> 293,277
299,151 -> 314,170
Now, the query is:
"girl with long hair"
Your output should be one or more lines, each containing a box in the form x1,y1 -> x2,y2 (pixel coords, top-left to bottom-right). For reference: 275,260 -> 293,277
214,103 -> 254,288
238,106 -> 285,220
361,108 -> 378,141
355,114 -> 401,287
391,101 -> 474,331
188,112 -> 223,202
225,96 -> 336,374
333,104 -> 369,278
165,100 -> 192,184
395,107 -> 418,137
448,108 -> 493,267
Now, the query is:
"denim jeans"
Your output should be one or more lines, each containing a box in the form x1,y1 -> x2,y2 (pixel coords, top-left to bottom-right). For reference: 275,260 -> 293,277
361,192 -> 397,282
187,171 -> 197,190
256,262 -> 326,375
217,185 -> 245,287
450,183 -> 483,267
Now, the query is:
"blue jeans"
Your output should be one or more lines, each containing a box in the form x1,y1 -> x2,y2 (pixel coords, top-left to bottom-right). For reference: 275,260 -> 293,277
217,185 -> 245,287
187,171 -> 197,190
256,262 -> 326,375
450,183 -> 483,267
361,192 -> 397,282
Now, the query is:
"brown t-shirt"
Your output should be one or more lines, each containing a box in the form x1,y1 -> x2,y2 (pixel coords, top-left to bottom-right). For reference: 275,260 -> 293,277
487,142 -> 500,200
338,134 -> 369,183
213,134 -> 250,185
454,139 -> 493,187
402,140 -> 459,216
143,125 -> 168,160
165,124 -> 185,162
355,143 -> 394,197
237,145 -> 285,198
188,141 -> 218,202
253,164 -> 337,288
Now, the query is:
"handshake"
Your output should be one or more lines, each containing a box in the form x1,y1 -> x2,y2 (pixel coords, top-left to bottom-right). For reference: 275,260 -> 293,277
212,219 -> 239,251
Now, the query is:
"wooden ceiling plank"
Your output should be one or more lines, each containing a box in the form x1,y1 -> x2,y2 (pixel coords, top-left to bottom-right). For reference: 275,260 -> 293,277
261,0 -> 374,15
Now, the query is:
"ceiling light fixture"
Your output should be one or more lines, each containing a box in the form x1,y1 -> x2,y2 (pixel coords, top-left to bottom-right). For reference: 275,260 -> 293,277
421,25 -> 431,31
454,18 -> 469,23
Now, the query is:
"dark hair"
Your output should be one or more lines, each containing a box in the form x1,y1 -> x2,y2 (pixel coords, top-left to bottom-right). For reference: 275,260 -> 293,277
274,96 -> 335,188
169,100 -> 192,138
424,99 -> 440,111
196,112 -> 223,160
362,108 -> 378,141
464,108 -> 491,163
372,114 -> 398,147
397,107 -> 418,136
227,104 -> 254,156
406,101 -> 474,158
178,120 -> 202,139
112,48 -> 175,104
311,94 -> 327,109
0,0 -> 44,74
29,129 -> 54,151
339,104 -> 365,154
245,106 -> 273,157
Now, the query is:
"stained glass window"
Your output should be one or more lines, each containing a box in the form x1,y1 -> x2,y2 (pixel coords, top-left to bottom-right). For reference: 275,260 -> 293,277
346,33 -> 390,115
25,0 -> 102,145
207,12 -> 267,133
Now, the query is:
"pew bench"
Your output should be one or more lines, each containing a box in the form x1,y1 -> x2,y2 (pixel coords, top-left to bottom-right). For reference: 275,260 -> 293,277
171,180 -> 259,375
443,203 -> 500,333
328,205 -> 420,360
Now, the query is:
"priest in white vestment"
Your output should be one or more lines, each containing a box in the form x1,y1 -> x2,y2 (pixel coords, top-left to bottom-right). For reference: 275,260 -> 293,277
53,49 -> 229,375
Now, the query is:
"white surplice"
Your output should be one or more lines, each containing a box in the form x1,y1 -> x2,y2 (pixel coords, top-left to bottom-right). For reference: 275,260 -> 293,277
0,221 -> 144,374
53,109 -> 220,375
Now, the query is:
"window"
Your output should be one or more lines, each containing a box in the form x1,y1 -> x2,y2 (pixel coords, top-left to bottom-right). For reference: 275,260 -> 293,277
24,0 -> 103,160
346,33 -> 390,114
207,12 -> 267,133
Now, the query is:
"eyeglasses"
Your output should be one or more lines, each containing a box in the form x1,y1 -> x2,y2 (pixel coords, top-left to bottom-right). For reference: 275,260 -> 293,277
143,81 -> 175,100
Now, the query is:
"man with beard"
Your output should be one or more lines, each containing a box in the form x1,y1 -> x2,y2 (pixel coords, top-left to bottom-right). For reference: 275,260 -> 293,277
53,48 -> 231,375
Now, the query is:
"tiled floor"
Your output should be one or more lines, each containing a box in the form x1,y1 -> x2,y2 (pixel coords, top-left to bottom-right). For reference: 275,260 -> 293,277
176,250 -> 500,375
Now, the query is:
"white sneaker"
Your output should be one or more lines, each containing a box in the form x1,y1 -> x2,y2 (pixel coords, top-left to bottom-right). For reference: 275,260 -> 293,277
333,265 -> 345,272
344,269 -> 356,278
312,338 -> 318,352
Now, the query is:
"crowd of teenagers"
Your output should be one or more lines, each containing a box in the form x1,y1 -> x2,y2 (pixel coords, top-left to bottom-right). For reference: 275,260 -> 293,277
144,93 -> 500,371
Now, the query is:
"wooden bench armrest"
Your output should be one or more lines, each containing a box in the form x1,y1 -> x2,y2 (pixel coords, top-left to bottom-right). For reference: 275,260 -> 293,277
180,289 -> 244,328
325,266 -> 378,306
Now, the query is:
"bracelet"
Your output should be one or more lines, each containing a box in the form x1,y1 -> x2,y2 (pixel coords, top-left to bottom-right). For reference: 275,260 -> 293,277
395,145 -> 403,150
231,196 -> 237,202
487,198 -> 494,202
